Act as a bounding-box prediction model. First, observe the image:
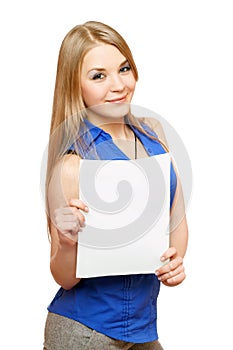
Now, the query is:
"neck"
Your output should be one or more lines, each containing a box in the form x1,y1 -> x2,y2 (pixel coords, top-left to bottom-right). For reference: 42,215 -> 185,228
87,113 -> 132,140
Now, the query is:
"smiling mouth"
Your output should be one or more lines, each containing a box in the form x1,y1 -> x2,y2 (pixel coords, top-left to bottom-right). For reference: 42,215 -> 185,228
106,95 -> 128,103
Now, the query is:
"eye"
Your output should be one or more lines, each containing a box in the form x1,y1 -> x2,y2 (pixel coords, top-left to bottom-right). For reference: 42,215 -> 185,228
120,65 -> 131,73
92,72 -> 105,80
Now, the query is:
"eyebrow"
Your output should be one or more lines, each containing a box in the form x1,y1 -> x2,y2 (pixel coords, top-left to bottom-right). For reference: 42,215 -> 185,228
87,59 -> 129,73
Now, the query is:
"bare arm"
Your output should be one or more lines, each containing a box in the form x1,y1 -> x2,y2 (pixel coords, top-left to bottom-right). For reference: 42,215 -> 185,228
141,117 -> 189,286
156,180 -> 189,286
155,215 -> 188,286
47,154 -> 88,290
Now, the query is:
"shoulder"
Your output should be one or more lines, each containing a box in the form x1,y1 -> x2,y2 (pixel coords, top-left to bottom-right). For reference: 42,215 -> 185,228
48,154 -> 81,210
137,116 -> 168,148
138,116 -> 161,131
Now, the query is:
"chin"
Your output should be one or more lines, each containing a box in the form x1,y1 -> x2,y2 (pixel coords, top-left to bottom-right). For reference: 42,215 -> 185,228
88,103 -> 131,120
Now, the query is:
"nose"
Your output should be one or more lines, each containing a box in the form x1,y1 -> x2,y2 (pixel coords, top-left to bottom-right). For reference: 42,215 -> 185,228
109,73 -> 125,92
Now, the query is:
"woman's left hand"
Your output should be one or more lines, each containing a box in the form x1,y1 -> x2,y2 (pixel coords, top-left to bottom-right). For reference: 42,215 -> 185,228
155,247 -> 186,286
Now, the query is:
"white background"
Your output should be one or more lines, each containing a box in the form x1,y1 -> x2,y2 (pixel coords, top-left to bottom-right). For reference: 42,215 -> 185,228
0,0 -> 232,349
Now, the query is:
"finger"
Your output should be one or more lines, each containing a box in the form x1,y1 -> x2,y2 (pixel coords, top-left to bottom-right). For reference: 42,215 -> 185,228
157,264 -> 184,282
54,208 -> 67,218
155,256 -> 183,276
69,198 -> 89,212
54,204 -> 88,220
75,210 -> 86,228
53,207 -> 76,223
56,221 -> 82,234
57,212 -> 86,228
58,214 -> 79,222
165,271 -> 186,285
55,207 -> 78,215
160,247 -> 177,262
54,211 -> 78,224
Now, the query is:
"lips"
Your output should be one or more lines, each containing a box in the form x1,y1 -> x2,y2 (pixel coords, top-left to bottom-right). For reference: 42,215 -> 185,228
106,95 -> 127,103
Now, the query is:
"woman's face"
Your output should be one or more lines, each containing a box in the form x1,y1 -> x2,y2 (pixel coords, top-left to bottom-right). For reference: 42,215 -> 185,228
81,44 -> 136,119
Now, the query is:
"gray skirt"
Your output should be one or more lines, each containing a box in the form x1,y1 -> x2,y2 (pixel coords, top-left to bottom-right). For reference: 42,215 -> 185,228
43,312 -> 164,350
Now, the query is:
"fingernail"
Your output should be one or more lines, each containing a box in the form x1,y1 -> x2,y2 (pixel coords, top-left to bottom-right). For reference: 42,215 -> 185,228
85,206 -> 89,212
161,256 -> 165,261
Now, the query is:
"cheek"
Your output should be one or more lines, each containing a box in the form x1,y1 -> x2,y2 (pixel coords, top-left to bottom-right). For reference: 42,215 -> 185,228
81,82 -> 107,107
126,75 -> 136,92
131,80 -> 136,92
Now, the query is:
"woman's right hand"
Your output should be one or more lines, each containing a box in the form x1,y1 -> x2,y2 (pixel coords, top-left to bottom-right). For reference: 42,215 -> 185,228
54,199 -> 89,246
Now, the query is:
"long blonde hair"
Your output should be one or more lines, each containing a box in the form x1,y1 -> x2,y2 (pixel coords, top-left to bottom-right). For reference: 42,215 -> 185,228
46,21 -> 139,185
46,21 -> 167,220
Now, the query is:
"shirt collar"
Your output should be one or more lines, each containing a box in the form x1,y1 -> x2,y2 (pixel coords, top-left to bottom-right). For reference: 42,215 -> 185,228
78,118 -> 105,148
79,116 -> 157,149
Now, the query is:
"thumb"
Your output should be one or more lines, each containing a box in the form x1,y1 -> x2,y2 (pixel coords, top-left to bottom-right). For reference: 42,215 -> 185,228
160,247 -> 177,262
69,198 -> 89,212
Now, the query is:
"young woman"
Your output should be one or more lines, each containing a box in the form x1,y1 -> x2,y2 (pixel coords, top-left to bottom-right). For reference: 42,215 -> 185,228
43,21 -> 188,350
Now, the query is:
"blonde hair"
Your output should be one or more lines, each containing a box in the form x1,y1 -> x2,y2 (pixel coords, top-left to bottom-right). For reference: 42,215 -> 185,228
45,21 -> 167,222
46,21 -> 139,184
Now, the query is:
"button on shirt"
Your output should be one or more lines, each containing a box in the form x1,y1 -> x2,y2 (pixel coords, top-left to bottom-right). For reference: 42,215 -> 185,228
47,117 -> 177,343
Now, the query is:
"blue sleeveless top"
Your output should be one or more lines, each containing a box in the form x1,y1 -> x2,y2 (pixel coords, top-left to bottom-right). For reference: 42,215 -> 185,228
47,117 -> 177,343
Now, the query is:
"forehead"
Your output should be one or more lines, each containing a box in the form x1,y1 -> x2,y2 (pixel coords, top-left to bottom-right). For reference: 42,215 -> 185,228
82,44 -> 126,70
